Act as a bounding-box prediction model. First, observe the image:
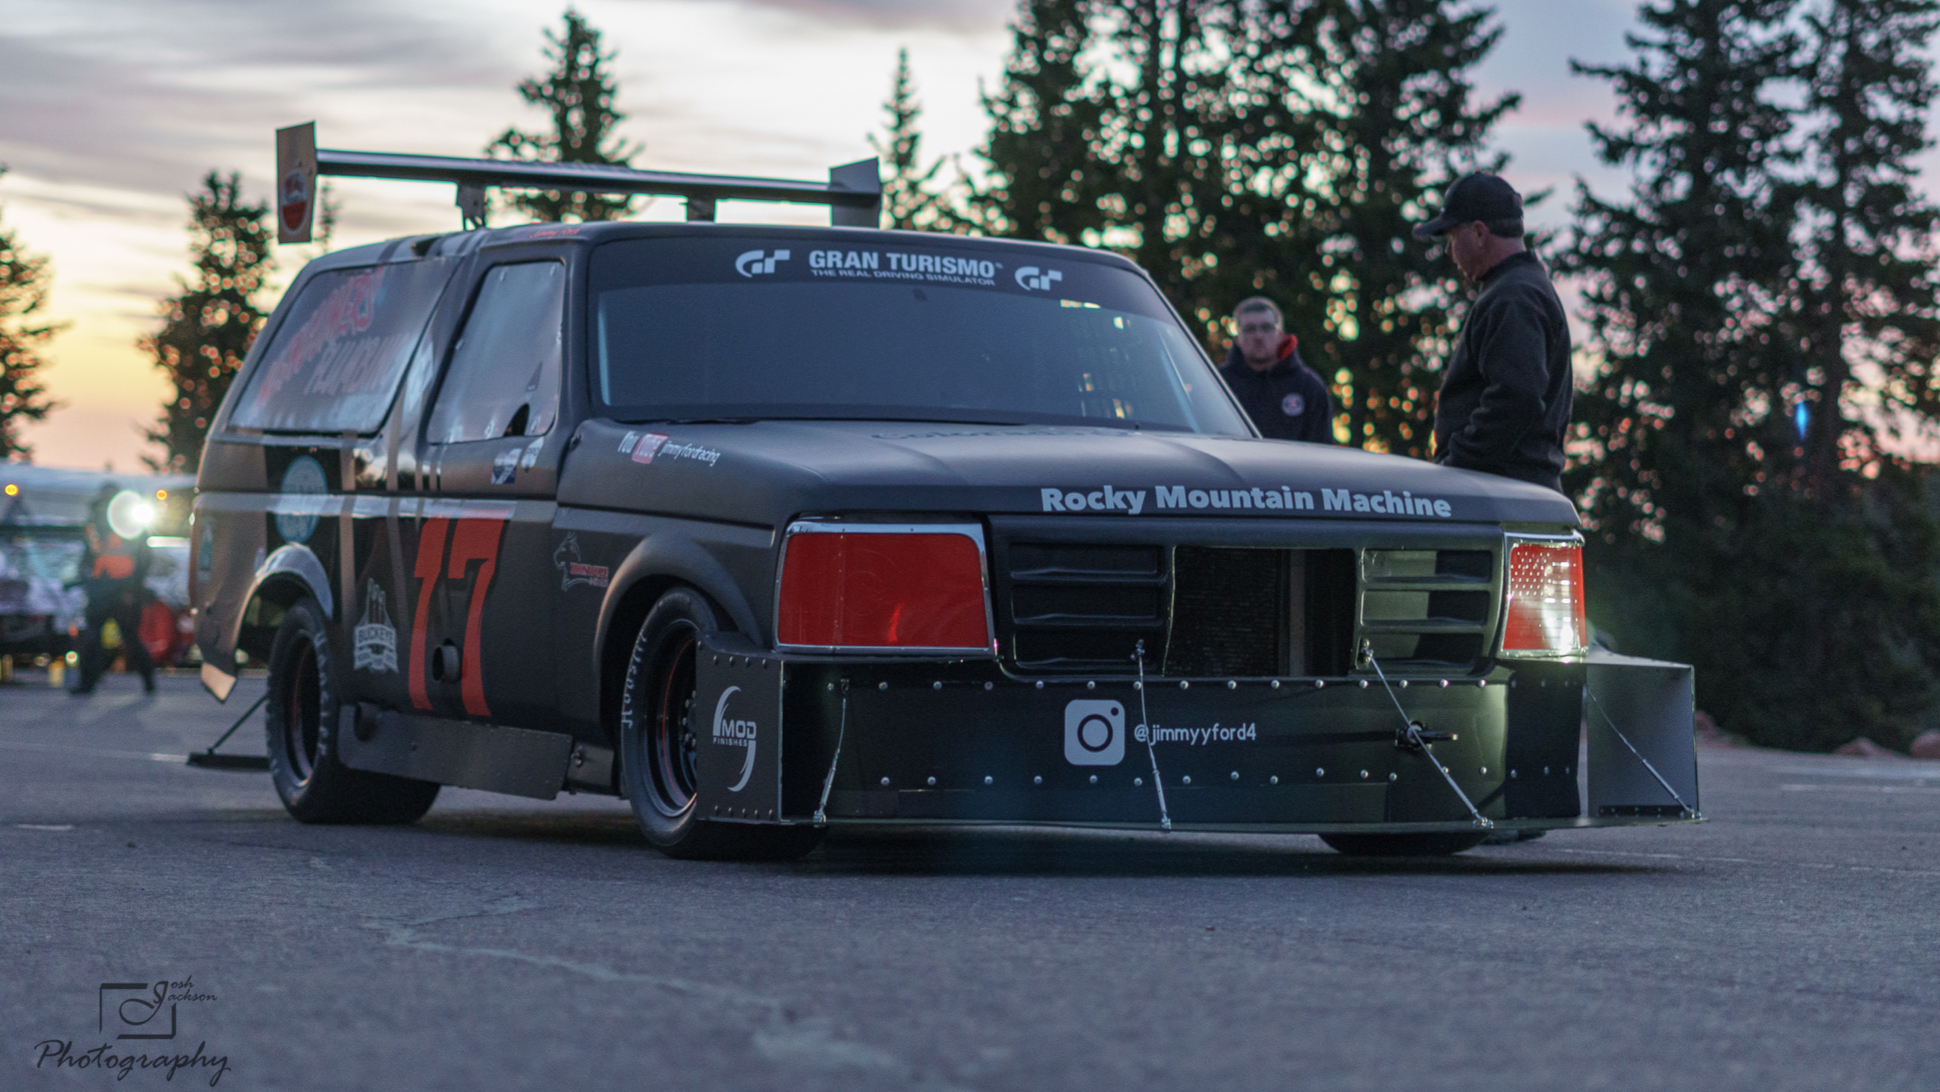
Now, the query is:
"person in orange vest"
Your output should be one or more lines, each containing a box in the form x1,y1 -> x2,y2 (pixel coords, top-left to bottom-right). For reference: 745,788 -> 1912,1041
72,483 -> 155,694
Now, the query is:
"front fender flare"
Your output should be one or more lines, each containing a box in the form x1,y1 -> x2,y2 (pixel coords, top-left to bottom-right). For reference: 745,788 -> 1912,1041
593,531 -> 763,705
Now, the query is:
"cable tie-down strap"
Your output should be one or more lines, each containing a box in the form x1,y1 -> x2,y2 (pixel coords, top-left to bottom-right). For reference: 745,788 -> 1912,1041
1133,640 -> 1171,832
814,678 -> 849,827
1362,641 -> 1492,831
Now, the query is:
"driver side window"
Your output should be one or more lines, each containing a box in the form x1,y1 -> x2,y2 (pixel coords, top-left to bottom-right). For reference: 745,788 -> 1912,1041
427,262 -> 565,444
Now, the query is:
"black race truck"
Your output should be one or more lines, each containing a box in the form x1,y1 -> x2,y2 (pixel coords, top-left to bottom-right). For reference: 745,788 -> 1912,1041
190,146 -> 1699,858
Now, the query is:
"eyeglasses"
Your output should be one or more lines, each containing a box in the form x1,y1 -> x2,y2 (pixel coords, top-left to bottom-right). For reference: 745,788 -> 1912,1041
1237,323 -> 1279,334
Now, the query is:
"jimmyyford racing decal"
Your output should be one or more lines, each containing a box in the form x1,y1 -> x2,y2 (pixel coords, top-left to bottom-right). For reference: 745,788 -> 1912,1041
1039,485 -> 1455,518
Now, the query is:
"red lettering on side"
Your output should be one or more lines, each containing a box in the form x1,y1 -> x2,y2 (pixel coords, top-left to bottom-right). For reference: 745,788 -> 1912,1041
446,518 -> 504,718
409,517 -> 449,711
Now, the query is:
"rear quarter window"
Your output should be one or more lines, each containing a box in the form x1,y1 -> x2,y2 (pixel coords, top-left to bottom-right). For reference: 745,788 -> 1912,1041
229,260 -> 452,433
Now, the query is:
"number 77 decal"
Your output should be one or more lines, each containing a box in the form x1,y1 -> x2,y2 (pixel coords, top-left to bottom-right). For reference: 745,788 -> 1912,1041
408,516 -> 505,716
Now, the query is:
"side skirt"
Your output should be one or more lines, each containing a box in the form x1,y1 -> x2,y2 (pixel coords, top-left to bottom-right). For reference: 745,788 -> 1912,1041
340,705 -> 575,800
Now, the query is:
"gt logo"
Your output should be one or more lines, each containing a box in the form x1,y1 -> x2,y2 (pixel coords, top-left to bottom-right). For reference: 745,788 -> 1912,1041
1015,266 -> 1063,291
408,516 -> 504,717
735,249 -> 791,277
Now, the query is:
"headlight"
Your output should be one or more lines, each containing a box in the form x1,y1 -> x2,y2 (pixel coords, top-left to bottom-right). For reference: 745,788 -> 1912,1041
776,522 -> 993,653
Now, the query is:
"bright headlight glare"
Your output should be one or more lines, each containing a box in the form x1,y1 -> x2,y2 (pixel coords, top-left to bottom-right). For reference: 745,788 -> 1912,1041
107,490 -> 154,539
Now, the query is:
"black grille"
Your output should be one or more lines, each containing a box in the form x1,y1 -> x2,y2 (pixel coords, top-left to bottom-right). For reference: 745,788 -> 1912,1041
998,542 -> 1366,676
1164,547 -> 1286,676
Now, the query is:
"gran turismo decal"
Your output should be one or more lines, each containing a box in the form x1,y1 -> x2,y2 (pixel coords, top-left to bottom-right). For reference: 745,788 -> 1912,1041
712,686 -> 758,792
1014,266 -> 1063,291
552,533 -> 610,591
1064,700 -> 1125,766
1039,484 -> 1454,518
353,579 -> 398,674
408,516 -> 503,717
735,249 -> 791,277
807,249 -> 1002,286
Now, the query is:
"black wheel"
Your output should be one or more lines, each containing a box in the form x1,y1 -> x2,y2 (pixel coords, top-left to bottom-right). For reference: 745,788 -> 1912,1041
1319,832 -> 1489,857
618,587 -> 821,861
265,597 -> 440,824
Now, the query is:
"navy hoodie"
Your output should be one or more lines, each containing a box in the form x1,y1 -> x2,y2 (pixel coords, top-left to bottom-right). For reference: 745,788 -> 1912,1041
1218,336 -> 1336,443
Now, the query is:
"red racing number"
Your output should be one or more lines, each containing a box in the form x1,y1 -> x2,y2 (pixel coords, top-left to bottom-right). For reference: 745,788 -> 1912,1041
408,516 -> 505,717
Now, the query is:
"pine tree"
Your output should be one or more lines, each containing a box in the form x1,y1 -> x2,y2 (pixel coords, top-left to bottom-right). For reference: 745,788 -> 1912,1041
1564,0 -> 1940,751
0,167 -> 60,461
487,7 -> 641,223
973,0 -> 1107,243
1290,0 -> 1521,456
870,49 -> 953,231
1792,0 -> 1940,489
143,171 -> 271,474
1564,0 -> 1801,545
973,1 -> 1516,453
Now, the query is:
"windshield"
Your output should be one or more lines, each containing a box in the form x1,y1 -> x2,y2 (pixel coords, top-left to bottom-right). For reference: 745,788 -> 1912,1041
589,236 -> 1251,435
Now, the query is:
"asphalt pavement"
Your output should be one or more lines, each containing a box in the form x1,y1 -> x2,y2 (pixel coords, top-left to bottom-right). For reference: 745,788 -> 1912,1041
2,672 -> 1935,1091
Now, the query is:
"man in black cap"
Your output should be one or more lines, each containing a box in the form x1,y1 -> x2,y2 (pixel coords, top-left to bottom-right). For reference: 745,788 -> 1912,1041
1414,173 -> 1571,492
1218,296 -> 1335,443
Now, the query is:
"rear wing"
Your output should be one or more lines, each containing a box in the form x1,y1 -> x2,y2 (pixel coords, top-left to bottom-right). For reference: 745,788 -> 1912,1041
273,122 -> 881,241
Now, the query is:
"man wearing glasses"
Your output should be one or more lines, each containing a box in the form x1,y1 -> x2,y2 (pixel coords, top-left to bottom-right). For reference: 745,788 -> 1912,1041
1218,297 -> 1336,444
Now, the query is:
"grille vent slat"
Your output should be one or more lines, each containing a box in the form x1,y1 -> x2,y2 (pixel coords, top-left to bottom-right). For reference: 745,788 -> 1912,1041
994,538 -> 1498,677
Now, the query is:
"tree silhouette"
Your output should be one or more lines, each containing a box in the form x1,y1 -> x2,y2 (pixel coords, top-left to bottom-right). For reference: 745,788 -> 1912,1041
1791,0 -> 1940,491
0,167 -> 60,462
143,171 -> 271,474
870,49 -> 954,231
487,7 -> 641,223
1564,0 -> 1940,752
974,0 -> 1516,454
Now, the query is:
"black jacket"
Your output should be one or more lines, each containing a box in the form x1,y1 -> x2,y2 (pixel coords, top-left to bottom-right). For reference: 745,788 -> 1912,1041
1433,251 -> 1571,492
1219,339 -> 1335,443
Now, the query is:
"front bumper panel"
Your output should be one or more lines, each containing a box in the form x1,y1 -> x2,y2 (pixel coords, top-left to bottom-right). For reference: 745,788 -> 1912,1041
691,640 -> 1693,833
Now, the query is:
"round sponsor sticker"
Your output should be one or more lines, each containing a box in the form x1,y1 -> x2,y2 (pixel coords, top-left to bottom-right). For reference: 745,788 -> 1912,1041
280,168 -> 311,233
1281,392 -> 1306,417
276,455 -> 327,544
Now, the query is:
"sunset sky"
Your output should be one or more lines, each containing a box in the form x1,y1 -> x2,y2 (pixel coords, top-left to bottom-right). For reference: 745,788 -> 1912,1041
0,0 -> 1813,471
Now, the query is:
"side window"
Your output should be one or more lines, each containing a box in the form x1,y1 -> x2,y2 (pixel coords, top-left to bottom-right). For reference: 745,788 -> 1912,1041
229,260 -> 450,433
426,262 -> 565,443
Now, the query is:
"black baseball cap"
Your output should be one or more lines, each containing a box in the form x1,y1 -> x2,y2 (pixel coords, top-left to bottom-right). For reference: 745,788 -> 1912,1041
1413,173 -> 1523,238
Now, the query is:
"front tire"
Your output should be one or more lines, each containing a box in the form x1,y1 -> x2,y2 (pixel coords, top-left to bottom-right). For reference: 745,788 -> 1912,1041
618,588 -> 820,861
1319,832 -> 1489,857
265,597 -> 439,824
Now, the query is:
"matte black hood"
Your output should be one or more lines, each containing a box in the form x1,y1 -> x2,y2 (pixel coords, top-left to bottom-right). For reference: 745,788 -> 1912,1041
559,420 -> 1579,528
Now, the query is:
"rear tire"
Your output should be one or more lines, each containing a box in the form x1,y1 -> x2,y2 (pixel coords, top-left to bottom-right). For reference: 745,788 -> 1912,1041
265,597 -> 440,824
618,587 -> 821,861
1320,832 -> 1489,857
